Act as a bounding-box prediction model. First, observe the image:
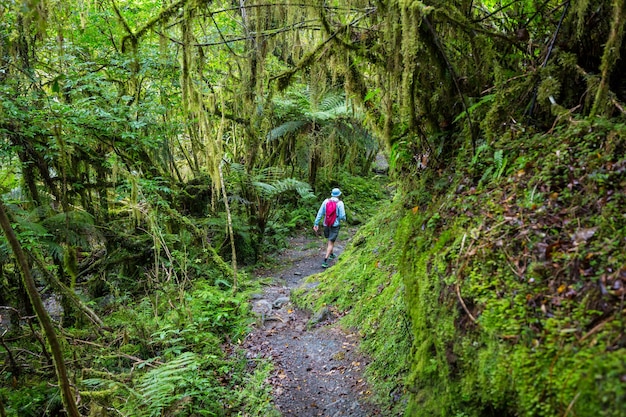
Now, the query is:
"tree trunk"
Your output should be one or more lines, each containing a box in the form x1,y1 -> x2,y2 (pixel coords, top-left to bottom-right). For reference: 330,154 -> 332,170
0,200 -> 80,417
219,161 -> 238,293
591,0 -> 626,117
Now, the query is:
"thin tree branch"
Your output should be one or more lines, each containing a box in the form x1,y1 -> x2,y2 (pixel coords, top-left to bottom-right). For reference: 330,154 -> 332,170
269,30 -> 338,90
28,252 -> 109,331
472,0 -> 524,23
178,22 -> 322,47
527,0 -> 570,117
0,329 -> 20,380
456,282 -> 477,323
208,10 -> 241,57
109,0 -> 136,52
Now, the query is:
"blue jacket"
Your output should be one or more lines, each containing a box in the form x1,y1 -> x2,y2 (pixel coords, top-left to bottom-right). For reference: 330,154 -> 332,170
314,197 -> 346,227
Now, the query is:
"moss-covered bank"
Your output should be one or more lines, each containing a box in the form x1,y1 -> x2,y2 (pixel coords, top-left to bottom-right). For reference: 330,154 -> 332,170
403,118 -> 626,416
298,118 -> 626,416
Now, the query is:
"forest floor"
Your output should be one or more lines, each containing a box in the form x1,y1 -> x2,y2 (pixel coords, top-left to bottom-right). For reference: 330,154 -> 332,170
244,227 -> 383,416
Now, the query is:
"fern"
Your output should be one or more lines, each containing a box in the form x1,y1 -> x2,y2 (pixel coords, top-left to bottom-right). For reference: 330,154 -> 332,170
494,149 -> 503,170
310,105 -> 349,121
124,352 -> 204,416
267,120 -> 307,141
254,167 -> 285,183
318,91 -> 346,112
453,94 -> 495,124
471,142 -> 491,167
252,178 -> 314,199
251,181 -> 277,196
41,210 -> 97,249
493,149 -> 508,179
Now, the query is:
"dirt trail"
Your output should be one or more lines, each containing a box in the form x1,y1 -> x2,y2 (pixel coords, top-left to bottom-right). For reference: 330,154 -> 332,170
244,229 -> 382,416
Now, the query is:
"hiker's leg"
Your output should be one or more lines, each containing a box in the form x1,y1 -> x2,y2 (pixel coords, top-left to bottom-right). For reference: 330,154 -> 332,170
325,226 -> 340,259
325,240 -> 335,259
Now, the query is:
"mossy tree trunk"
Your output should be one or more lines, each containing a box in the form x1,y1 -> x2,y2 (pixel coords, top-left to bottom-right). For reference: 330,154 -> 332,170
590,0 -> 626,117
0,200 -> 80,417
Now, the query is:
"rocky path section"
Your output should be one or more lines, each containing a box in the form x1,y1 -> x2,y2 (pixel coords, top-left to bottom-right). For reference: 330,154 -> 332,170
244,230 -> 382,416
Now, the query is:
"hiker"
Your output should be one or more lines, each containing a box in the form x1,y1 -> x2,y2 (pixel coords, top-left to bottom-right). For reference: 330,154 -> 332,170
313,188 -> 346,268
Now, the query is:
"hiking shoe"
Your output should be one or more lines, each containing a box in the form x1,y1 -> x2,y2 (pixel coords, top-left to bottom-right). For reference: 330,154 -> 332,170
329,253 -> 337,260
321,261 -> 329,268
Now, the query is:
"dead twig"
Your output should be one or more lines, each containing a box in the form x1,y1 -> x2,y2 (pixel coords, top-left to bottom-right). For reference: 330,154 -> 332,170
612,97 -> 626,115
454,249 -> 477,324
502,248 -> 527,279
0,329 -> 19,379
455,282 -> 477,323
61,334 -> 163,368
580,314 -> 616,342
563,392 -> 581,417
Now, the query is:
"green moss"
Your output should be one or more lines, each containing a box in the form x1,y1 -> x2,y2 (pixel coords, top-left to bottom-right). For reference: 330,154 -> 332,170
398,119 -> 626,417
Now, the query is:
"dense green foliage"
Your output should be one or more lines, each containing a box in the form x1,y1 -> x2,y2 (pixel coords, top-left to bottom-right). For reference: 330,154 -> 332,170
0,276 -> 278,416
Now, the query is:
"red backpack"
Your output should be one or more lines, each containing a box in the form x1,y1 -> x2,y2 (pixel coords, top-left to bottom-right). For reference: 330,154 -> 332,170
324,199 -> 337,226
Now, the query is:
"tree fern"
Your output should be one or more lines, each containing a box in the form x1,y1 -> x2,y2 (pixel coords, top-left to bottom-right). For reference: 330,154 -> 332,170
310,104 -> 349,121
267,120 -> 307,141
252,177 -> 314,199
318,91 -> 347,112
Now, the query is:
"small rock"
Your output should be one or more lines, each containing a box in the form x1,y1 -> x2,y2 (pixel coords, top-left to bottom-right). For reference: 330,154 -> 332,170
273,297 -> 291,309
303,281 -> 320,290
252,300 -> 272,318
308,306 -> 330,327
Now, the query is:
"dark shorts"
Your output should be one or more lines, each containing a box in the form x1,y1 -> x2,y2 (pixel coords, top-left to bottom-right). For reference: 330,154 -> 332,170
324,225 -> 340,242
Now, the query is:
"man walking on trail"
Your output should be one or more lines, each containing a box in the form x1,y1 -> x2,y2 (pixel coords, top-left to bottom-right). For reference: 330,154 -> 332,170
313,188 -> 346,268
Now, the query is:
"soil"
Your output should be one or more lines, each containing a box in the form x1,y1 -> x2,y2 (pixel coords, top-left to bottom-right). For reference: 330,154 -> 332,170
244,228 -> 384,417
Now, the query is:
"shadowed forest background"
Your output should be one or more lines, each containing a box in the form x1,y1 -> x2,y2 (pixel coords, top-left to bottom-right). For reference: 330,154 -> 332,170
0,0 -> 625,415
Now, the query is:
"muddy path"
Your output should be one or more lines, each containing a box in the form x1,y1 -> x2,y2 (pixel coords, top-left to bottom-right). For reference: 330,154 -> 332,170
244,228 -> 383,416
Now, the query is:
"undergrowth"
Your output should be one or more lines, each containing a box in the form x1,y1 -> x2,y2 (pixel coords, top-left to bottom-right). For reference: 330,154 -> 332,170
2,278 -> 277,416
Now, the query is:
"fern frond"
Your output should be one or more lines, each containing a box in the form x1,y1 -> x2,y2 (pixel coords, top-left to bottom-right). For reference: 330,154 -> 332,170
310,105 -> 349,121
41,210 -> 98,249
251,178 -> 314,199
253,167 -> 285,183
267,120 -> 307,141
270,178 -> 314,199
229,163 -> 246,174
133,352 -> 201,412
494,149 -> 504,170
251,181 -> 277,197
227,195 -> 251,205
47,241 -> 65,262
318,91 -> 346,112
